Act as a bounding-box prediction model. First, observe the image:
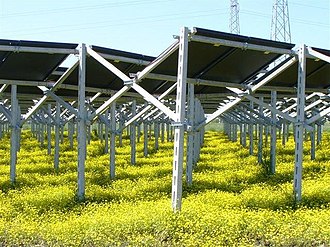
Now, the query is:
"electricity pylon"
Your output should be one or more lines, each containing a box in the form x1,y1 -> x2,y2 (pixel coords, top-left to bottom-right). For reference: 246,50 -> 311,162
230,0 -> 240,34
271,0 -> 291,42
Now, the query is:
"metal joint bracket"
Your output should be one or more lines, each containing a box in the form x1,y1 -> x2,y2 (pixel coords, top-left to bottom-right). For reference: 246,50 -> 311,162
171,122 -> 186,128
124,79 -> 134,85
245,84 -> 253,94
10,124 -> 20,129
14,46 -> 21,53
186,124 -> 194,132
86,120 -> 91,126
307,125 -> 315,132
242,42 -> 249,50
294,121 -> 304,127
238,92 -> 248,97
43,89 -> 50,95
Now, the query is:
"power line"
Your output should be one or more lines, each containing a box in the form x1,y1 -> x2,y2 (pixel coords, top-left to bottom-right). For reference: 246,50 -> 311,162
2,8 -> 228,36
240,9 -> 329,28
2,0 -> 176,18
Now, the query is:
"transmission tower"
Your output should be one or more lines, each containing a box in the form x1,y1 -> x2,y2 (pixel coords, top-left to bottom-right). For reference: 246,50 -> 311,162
271,0 -> 291,42
229,0 -> 240,34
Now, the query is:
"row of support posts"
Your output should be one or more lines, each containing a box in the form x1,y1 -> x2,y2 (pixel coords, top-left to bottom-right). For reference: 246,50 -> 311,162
2,33 -> 328,214
222,45 -> 315,204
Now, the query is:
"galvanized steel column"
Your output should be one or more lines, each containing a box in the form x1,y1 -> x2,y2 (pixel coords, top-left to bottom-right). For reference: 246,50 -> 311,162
10,85 -> 19,183
130,100 -> 136,165
258,97 -> 264,164
186,82 -> 194,186
104,109 -> 109,154
143,120 -> 148,157
161,121 -> 165,143
293,45 -> 306,203
154,121 -> 159,151
47,104 -> 52,155
316,123 -> 322,145
249,101 -> 254,155
110,102 -> 116,179
270,91 -> 277,174
172,27 -> 188,212
54,101 -> 60,172
77,43 -> 87,201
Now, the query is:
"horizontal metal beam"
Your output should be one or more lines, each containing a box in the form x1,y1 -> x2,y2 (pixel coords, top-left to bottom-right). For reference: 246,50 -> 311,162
96,52 -> 151,66
190,31 -> 295,55
145,73 -> 246,89
0,79 -> 54,87
0,45 -> 78,54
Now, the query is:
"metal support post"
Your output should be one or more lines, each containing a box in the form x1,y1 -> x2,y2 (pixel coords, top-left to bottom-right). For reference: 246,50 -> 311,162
87,124 -> 91,145
77,43 -> 87,201
10,85 -> 19,183
170,123 -> 173,142
249,102 -> 254,155
239,123 -> 243,145
17,107 -> 21,152
98,121 -> 104,143
154,122 -> 159,151
148,123 -> 152,141
104,109 -> 109,154
316,124 -> 322,145
265,126 -> 269,146
130,100 -> 136,165
270,91 -> 277,174
161,121 -> 165,143
137,123 -> 141,143
172,27 -> 188,212
144,120 -> 148,157
47,104 -> 52,155
166,122 -> 170,142
110,102 -> 116,179
310,124 -> 316,160
118,106 -> 123,147
233,124 -> 237,142
258,97 -> 264,164
41,122 -> 45,147
242,123 -> 247,147
186,82 -> 194,186
54,101 -> 60,172
293,45 -> 306,203
60,126 -> 64,144
69,121 -> 74,149
282,121 -> 287,146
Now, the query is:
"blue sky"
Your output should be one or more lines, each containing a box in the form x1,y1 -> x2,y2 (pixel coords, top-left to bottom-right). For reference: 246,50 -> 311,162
0,0 -> 329,56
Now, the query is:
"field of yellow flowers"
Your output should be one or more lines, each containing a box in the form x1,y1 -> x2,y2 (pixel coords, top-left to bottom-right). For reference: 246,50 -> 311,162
0,129 -> 329,246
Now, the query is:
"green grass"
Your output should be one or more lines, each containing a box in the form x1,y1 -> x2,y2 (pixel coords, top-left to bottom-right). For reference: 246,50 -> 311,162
0,130 -> 329,246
